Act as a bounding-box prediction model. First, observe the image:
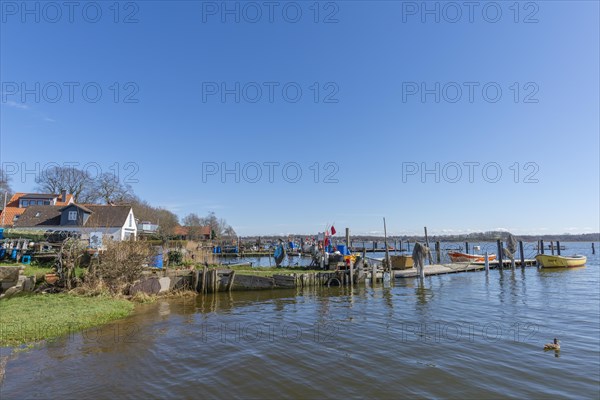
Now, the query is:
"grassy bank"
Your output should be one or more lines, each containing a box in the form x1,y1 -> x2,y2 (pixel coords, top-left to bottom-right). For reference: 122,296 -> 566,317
22,265 -> 86,282
0,294 -> 134,347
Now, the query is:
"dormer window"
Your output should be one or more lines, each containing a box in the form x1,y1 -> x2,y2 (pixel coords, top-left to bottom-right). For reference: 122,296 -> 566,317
21,200 -> 29,207
68,211 -> 77,221
35,212 -> 41,217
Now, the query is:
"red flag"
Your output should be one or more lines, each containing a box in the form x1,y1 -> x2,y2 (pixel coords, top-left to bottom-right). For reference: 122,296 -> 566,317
331,226 -> 336,235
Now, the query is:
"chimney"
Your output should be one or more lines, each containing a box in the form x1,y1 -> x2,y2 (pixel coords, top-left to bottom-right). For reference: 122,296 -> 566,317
61,189 -> 67,203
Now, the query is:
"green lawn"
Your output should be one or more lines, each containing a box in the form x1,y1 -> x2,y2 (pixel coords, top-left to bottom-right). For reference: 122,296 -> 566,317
22,265 -> 86,282
0,294 -> 134,347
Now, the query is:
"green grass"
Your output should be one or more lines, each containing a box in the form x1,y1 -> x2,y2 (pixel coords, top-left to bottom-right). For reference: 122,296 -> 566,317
23,265 -> 86,282
0,294 -> 134,347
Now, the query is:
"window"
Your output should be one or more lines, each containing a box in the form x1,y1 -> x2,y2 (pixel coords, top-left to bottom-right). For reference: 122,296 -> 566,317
21,200 -> 29,207
43,201 -> 51,205
68,211 -> 77,221
37,200 -> 44,205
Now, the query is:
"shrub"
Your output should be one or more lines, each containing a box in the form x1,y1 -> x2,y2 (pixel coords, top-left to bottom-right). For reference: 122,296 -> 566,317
168,250 -> 183,265
93,241 -> 152,294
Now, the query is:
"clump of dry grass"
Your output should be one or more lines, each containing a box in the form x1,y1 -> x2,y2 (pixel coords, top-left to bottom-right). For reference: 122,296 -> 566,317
131,292 -> 157,303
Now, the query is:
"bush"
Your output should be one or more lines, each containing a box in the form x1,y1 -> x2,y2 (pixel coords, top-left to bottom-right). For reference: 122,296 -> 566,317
168,250 -> 183,265
93,241 -> 152,294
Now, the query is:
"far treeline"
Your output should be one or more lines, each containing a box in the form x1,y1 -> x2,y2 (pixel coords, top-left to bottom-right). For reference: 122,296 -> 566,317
0,165 -> 235,238
243,232 -> 600,242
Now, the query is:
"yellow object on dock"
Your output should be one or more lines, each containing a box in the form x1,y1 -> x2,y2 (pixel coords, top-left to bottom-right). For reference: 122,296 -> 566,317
390,255 -> 414,270
535,254 -> 587,268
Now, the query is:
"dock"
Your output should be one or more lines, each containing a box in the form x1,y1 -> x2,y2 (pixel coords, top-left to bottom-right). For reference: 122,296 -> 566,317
393,259 -> 537,279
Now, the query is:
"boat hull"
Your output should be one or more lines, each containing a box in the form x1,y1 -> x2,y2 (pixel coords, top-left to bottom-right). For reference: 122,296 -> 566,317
448,252 -> 497,263
535,254 -> 587,268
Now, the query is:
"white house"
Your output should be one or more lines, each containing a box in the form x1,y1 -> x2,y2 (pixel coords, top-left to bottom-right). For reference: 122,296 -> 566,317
13,204 -> 137,241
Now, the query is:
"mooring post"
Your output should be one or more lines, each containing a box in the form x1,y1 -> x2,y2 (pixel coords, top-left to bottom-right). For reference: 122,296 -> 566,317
407,240 -> 410,252
349,260 -> 354,288
540,240 -> 544,254
556,240 -> 561,256
593,243 -> 596,255
519,240 -> 525,268
484,252 -> 489,273
465,241 -> 469,254
372,263 -> 377,284
373,241 -> 376,252
497,239 -> 503,270
345,228 -> 350,249
383,218 -> 392,278
435,241 -> 441,263
424,227 -> 433,264
550,241 -> 555,255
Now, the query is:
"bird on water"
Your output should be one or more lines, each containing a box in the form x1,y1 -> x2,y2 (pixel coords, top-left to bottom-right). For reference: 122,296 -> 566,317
544,338 -> 560,351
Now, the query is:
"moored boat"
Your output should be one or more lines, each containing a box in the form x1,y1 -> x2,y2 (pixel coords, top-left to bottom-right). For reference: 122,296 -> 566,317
448,252 -> 497,262
535,254 -> 587,268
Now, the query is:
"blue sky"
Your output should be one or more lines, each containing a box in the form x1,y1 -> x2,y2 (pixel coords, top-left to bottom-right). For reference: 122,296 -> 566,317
1,1 -> 599,236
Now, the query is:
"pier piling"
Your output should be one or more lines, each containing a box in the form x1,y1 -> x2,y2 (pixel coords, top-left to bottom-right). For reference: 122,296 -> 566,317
497,240 -> 503,270
519,241 -> 525,269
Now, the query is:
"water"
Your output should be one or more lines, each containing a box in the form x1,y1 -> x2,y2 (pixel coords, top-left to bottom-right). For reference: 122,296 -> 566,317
1,242 -> 599,399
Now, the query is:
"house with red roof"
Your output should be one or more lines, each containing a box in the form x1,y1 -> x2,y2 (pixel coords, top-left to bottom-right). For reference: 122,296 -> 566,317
0,190 -> 74,227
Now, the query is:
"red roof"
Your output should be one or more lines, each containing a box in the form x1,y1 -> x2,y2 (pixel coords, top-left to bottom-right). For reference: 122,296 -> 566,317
7,192 -> 74,207
0,207 -> 26,227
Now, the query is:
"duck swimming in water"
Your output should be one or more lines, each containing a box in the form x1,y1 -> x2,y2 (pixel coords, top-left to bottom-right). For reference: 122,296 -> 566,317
544,338 -> 560,351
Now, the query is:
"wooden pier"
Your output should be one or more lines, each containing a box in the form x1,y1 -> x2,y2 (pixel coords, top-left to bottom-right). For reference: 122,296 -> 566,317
393,259 -> 537,279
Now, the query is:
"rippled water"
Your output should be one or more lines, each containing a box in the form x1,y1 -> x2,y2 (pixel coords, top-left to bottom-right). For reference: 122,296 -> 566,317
1,242 -> 599,399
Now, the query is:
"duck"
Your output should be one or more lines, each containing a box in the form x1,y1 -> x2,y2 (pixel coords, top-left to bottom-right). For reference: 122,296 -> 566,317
544,338 -> 560,351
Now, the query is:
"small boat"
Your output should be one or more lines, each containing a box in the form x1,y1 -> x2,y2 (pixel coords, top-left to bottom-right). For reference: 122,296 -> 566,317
535,254 -> 587,268
448,252 -> 496,262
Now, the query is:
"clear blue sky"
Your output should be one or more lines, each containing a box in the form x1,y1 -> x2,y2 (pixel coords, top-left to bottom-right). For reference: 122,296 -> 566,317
1,1 -> 598,236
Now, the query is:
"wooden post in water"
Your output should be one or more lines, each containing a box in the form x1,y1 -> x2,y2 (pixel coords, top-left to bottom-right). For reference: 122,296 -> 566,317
373,241 -> 376,252
556,241 -> 561,256
399,239 -> 402,252
593,243 -> 596,254
227,270 -> 236,292
540,240 -> 544,254
484,251 -> 489,273
519,241 -> 525,268
372,263 -> 377,284
465,241 -> 469,254
550,241 -> 555,255
424,227 -> 433,264
349,260 -> 354,288
435,241 -> 441,264
497,240 -> 503,270
383,218 -> 392,278
202,265 -> 207,294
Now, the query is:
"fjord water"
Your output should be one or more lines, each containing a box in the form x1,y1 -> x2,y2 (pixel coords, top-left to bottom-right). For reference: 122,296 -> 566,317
1,243 -> 599,399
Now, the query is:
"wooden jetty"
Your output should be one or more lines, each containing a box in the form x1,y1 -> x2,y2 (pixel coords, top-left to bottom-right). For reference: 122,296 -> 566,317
393,259 -> 537,279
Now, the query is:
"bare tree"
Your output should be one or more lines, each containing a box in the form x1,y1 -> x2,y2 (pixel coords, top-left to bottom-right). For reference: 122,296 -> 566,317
93,172 -> 133,204
182,213 -> 204,240
36,166 -> 95,202
128,196 -> 179,236
0,168 -> 13,200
